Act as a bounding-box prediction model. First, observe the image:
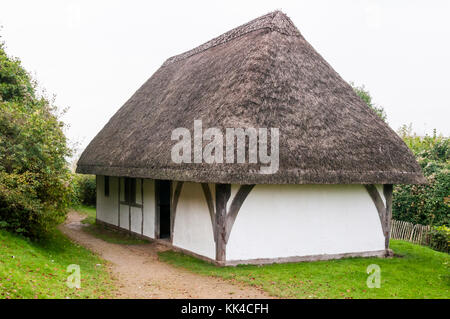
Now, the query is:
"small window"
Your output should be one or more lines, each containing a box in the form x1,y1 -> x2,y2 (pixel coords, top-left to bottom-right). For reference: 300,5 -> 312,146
104,176 -> 110,197
124,178 -> 136,204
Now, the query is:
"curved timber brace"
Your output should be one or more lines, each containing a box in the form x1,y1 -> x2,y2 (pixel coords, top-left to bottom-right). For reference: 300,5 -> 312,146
211,184 -> 255,263
364,184 -> 393,252
201,184 -> 216,241
170,181 -> 184,242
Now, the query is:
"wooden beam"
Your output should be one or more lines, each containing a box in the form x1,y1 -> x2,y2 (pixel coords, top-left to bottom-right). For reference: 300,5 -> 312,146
215,184 -> 230,263
383,184 -> 393,250
128,201 -> 131,231
96,175 -> 99,220
119,201 -> 143,208
201,183 -> 216,242
141,178 -> 144,235
225,185 -> 255,243
365,184 -> 394,252
154,180 -> 160,239
364,184 -> 386,235
170,181 -> 184,241
118,177 -> 121,227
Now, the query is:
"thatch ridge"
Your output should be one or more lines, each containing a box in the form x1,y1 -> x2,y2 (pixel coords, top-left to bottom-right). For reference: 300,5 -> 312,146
76,11 -> 425,185
162,11 -> 300,66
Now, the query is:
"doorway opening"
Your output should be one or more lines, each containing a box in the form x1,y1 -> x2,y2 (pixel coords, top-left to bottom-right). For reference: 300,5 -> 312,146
157,180 -> 171,239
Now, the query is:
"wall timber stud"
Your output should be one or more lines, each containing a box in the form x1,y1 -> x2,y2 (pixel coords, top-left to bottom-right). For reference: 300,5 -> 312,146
213,184 -> 255,263
118,177 -> 121,227
364,184 -> 394,252
141,178 -> 144,235
154,180 -> 160,239
215,184 -> 231,263
96,175 -> 99,210
383,184 -> 393,250
128,202 -> 131,231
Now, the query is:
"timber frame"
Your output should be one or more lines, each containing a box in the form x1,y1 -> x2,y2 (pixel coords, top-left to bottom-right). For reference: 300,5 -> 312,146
212,184 -> 255,264
364,184 -> 393,254
170,181 -> 183,242
116,177 -> 144,231
157,182 -> 256,264
96,217 -> 387,266
103,178 -> 395,266
150,181 -> 255,264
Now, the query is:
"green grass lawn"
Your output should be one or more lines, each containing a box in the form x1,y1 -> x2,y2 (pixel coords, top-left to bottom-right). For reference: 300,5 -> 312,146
76,205 -> 149,245
0,228 -> 115,299
74,205 -> 96,225
159,240 -> 450,299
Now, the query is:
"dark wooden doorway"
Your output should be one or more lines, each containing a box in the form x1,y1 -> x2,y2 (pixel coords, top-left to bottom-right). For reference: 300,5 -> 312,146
156,180 -> 171,239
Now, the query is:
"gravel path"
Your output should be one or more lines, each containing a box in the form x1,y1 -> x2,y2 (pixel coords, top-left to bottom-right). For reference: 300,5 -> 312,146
60,211 -> 271,299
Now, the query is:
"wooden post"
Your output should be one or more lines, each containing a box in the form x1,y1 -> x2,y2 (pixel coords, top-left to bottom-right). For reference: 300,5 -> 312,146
215,184 -> 230,263
141,178 -> 144,235
154,180 -> 160,239
365,183 -> 394,256
118,177 -> 121,227
383,184 -> 393,251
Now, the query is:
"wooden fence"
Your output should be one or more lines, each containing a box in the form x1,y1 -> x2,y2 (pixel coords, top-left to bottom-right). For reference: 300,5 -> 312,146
390,219 -> 431,245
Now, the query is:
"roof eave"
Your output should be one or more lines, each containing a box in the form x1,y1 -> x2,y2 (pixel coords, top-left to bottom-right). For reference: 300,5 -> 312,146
76,164 -> 427,185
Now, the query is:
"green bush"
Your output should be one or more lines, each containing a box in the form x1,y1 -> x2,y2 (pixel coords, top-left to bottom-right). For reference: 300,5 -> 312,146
352,84 -> 449,236
71,174 -> 96,207
0,41 -> 72,238
393,126 -> 449,227
428,225 -> 449,253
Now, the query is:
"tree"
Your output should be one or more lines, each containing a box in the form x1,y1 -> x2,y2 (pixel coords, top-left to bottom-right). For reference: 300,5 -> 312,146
351,82 -> 387,122
0,39 -> 72,237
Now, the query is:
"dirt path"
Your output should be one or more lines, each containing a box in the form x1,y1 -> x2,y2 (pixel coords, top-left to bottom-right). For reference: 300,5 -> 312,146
60,211 -> 271,299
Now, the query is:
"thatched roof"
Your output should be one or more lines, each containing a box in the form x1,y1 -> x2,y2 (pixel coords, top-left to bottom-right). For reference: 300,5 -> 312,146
76,11 -> 425,184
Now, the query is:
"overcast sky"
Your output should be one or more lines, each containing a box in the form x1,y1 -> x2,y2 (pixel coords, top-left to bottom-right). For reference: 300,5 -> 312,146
1,0 -> 449,158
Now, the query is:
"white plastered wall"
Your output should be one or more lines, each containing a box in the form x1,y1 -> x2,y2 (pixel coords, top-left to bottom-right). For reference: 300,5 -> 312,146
172,182 -> 216,259
226,184 -> 385,261
96,175 -> 119,226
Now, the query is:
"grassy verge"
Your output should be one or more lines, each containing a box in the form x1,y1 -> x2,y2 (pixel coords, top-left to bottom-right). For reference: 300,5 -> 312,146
0,228 -> 115,299
74,205 -> 96,225
76,205 -> 148,245
159,240 -> 449,299
83,224 -> 149,245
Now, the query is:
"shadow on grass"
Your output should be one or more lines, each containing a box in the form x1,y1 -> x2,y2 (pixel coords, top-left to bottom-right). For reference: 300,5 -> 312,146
82,223 -> 150,245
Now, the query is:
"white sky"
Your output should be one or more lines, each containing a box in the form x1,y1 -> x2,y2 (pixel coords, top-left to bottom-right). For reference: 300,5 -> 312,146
1,0 -> 449,158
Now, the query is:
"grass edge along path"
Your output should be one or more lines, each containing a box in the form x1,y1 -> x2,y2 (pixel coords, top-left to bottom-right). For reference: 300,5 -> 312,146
0,227 -> 115,299
159,240 -> 450,299
75,206 -> 149,245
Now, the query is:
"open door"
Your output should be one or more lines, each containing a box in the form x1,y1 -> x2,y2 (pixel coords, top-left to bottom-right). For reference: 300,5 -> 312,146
156,180 -> 171,239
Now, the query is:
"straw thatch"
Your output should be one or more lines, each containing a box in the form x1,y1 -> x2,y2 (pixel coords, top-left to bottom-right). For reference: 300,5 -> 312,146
76,11 -> 425,185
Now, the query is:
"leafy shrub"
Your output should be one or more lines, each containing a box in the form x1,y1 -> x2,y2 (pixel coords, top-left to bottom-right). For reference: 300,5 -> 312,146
352,84 -> 449,237
71,174 -> 96,207
428,225 -> 449,253
0,41 -> 72,237
393,126 -> 449,227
